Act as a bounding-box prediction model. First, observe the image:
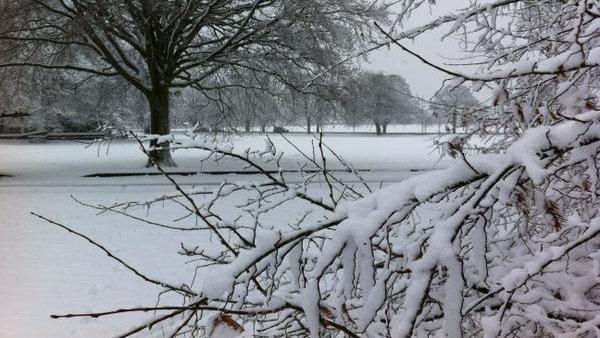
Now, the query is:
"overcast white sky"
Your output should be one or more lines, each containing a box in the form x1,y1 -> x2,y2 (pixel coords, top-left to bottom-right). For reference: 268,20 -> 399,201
363,1 -> 480,100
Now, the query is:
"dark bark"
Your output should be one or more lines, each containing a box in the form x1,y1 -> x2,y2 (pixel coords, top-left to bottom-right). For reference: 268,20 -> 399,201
306,115 -> 311,133
382,122 -> 388,134
451,111 -> 457,134
375,121 -> 381,135
146,86 -> 175,167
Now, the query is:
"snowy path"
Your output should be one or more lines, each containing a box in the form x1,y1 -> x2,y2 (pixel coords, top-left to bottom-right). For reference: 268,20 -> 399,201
0,134 -> 448,337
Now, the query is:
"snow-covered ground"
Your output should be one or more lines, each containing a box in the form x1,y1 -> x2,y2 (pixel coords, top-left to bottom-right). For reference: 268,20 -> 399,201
172,123 -> 458,134
281,123 -> 445,133
0,133 -> 448,185
0,134 -> 448,337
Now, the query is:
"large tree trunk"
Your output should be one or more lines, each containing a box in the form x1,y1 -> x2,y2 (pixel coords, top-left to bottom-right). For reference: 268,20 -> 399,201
382,122 -> 388,134
306,115 -> 311,133
375,121 -> 381,135
147,86 -> 176,167
451,111 -> 457,134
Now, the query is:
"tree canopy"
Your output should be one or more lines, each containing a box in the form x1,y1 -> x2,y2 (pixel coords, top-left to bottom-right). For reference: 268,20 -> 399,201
430,84 -> 480,132
340,71 -> 423,133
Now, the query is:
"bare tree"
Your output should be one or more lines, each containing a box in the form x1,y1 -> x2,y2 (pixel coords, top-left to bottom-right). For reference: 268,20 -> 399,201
0,0 -> 389,165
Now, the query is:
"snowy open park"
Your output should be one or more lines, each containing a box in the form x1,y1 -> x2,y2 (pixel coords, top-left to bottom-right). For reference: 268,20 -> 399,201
3,0 -> 600,337
0,134 -> 448,337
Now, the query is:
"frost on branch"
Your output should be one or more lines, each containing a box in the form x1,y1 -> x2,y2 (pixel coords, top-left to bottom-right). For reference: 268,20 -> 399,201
43,113 -> 600,337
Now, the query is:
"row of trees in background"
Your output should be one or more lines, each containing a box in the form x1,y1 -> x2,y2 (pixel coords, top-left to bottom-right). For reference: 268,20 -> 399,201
175,70 -> 427,134
0,66 -> 145,132
1,64 -> 431,135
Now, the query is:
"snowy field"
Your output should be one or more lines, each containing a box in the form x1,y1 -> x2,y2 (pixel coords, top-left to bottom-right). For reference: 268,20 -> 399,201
283,123 -> 450,134
0,134 -> 450,337
172,123 -> 456,134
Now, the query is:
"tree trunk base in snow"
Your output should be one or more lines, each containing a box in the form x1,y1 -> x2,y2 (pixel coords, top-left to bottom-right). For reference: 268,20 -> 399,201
146,146 -> 176,167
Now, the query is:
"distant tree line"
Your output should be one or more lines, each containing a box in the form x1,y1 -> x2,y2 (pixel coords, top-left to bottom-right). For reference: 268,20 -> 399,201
172,69 -> 427,134
0,64 -> 430,135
